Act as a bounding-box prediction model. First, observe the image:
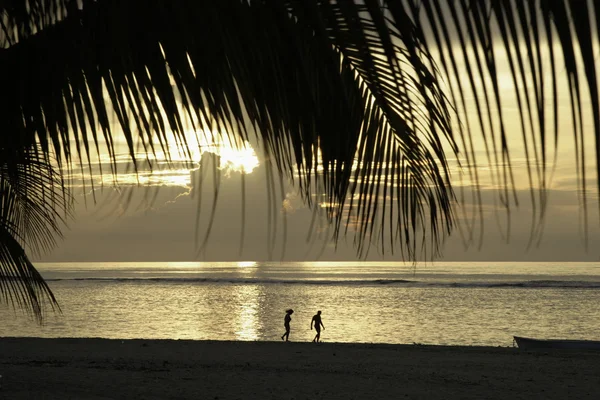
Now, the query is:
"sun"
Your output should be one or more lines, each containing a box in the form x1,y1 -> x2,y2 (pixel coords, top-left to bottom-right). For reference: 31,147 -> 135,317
102,126 -> 262,189
178,128 -> 260,175
171,128 -> 262,176
204,142 -> 260,175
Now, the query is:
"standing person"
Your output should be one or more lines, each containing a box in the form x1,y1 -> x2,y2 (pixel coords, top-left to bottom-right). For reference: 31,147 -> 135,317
311,310 -> 325,342
281,309 -> 293,341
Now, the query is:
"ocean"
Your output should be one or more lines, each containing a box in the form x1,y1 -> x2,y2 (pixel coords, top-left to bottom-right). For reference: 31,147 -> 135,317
2,261 -> 600,346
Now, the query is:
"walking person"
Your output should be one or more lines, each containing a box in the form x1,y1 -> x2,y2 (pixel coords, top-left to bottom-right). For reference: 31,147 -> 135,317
311,310 -> 325,342
281,309 -> 293,341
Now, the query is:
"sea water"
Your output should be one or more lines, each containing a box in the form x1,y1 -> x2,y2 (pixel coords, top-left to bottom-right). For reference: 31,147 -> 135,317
1,261 -> 600,346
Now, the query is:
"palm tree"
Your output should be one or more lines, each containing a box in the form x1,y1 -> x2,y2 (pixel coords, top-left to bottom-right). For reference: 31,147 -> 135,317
1,0 -> 598,320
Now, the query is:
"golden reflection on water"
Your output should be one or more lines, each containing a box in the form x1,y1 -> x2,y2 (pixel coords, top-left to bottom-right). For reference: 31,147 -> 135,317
234,284 -> 263,341
237,261 -> 258,269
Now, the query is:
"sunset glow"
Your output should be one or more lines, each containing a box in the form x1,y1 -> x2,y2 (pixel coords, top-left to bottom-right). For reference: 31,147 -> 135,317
202,142 -> 260,175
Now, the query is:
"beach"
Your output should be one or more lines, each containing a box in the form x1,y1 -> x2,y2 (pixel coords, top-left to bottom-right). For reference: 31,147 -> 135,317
1,338 -> 599,399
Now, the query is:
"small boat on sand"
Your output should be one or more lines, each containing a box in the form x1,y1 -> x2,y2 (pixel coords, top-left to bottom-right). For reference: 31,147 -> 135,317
514,336 -> 600,350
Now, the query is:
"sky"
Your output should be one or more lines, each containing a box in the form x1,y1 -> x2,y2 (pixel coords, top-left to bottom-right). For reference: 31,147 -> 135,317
36,4 -> 600,262
37,131 -> 600,262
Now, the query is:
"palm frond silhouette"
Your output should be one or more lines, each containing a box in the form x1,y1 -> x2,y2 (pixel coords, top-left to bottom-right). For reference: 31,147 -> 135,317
1,0 -> 598,319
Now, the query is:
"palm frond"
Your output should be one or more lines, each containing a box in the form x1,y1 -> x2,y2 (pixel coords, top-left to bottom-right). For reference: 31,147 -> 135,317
0,146 -> 67,320
1,0 -> 456,261
411,0 -> 600,247
0,0 -> 72,47
1,0 -> 600,318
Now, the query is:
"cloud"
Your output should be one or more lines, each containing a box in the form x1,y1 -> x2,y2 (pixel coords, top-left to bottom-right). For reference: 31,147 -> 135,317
36,159 -> 600,264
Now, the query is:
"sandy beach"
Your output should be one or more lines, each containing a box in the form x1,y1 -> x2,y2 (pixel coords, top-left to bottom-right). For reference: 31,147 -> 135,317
0,338 -> 599,399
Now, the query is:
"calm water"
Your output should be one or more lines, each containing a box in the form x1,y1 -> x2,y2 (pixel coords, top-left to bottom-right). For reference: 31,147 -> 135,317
2,261 -> 600,346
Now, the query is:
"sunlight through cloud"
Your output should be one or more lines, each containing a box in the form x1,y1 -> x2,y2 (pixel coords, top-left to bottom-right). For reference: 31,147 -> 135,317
202,141 -> 260,176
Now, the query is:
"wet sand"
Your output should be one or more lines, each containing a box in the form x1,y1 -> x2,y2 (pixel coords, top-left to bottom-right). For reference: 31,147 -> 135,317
1,338 -> 599,399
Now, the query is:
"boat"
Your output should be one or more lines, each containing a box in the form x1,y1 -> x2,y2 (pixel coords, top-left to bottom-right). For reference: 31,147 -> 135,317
514,336 -> 600,350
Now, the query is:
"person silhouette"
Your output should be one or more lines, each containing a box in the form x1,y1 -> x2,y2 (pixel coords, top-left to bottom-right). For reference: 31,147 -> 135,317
281,309 -> 293,341
311,310 -> 325,342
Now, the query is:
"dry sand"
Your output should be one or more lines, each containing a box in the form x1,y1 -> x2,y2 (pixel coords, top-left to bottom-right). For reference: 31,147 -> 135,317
0,338 -> 599,399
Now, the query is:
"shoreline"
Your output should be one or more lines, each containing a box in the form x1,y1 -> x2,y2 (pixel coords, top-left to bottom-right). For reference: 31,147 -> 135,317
1,337 -> 599,399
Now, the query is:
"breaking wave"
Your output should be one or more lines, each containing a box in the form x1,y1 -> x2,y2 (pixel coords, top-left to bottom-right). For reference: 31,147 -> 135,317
44,277 -> 600,289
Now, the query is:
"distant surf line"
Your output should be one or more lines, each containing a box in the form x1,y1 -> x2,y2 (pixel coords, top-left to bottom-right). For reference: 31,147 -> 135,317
42,277 -> 600,289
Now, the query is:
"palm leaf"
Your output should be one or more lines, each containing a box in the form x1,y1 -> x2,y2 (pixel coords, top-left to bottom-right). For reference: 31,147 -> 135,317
1,0 -> 456,260
1,1 -> 600,318
0,146 -> 67,321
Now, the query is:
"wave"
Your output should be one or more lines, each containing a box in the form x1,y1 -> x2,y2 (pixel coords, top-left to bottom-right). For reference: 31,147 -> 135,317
445,280 -> 600,289
44,277 -> 600,289
45,277 -> 414,286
